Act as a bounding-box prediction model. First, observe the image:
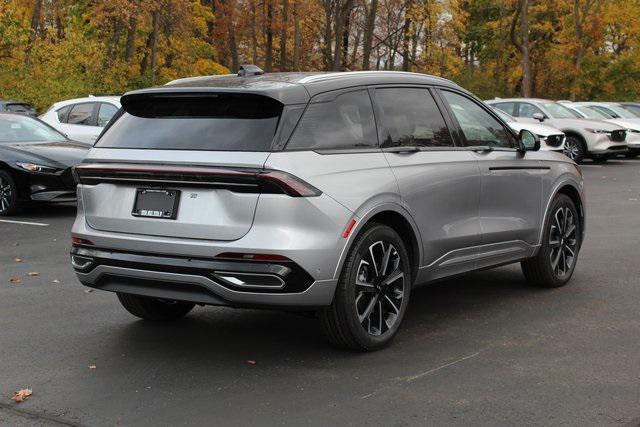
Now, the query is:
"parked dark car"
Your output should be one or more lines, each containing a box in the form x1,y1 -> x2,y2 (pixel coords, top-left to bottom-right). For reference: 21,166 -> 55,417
0,113 -> 89,215
0,100 -> 37,117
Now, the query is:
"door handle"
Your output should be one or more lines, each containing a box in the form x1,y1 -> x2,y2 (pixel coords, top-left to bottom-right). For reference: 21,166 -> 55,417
384,146 -> 421,154
470,146 -> 494,153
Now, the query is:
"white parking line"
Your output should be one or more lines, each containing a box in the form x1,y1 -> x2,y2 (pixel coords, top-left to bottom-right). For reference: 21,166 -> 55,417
0,219 -> 49,227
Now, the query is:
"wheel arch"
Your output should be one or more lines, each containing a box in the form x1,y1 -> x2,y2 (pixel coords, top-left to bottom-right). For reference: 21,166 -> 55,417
333,203 -> 423,283
539,179 -> 586,249
562,130 -> 587,148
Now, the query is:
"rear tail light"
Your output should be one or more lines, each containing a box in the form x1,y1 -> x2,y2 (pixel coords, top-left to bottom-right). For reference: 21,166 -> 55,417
257,170 -> 321,197
74,163 -> 321,197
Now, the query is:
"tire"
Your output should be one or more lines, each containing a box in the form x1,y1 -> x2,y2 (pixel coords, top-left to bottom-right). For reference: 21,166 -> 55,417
117,293 -> 195,321
563,136 -> 586,163
521,194 -> 581,288
626,149 -> 640,158
319,223 -> 412,351
0,170 -> 20,216
591,155 -> 608,164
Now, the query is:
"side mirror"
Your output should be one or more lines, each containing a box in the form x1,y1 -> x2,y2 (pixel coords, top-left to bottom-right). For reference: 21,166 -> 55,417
532,112 -> 546,122
519,129 -> 540,152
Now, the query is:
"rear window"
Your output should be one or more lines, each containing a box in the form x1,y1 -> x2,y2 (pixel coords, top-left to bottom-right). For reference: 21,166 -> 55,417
6,103 -> 35,114
97,94 -> 283,151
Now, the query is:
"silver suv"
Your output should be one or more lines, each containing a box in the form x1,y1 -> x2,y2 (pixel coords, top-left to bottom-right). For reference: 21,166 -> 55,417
71,70 -> 585,351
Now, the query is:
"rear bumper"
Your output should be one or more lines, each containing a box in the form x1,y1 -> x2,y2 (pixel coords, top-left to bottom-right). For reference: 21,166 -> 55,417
72,246 -> 337,307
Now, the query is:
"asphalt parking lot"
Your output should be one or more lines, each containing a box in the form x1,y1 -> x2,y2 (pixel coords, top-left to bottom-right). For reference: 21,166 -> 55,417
1,158 -> 639,427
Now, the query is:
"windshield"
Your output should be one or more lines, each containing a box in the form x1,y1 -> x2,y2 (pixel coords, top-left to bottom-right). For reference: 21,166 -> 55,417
540,102 -> 582,119
492,108 -> 515,122
575,106 -> 609,119
98,94 -> 282,151
0,114 -> 65,143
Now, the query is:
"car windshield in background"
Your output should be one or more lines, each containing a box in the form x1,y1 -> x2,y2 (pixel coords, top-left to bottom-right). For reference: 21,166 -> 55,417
605,104 -> 638,119
493,108 -> 515,122
541,102 -> 582,119
97,94 -> 283,151
0,115 -> 65,143
576,106 -> 609,119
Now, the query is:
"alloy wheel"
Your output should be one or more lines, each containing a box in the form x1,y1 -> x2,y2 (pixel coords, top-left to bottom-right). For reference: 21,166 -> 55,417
563,139 -> 580,160
354,241 -> 405,336
0,176 -> 12,213
548,207 -> 578,278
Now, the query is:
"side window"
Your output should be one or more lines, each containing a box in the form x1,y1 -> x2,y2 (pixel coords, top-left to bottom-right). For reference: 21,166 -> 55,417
517,102 -> 545,118
98,103 -> 119,127
492,102 -> 516,116
441,91 -> 516,149
374,88 -> 453,148
67,103 -> 95,126
286,90 -> 377,150
56,105 -> 72,123
622,104 -> 640,116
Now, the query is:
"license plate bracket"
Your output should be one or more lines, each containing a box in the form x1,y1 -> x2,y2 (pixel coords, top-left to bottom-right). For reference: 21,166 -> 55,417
132,188 -> 180,219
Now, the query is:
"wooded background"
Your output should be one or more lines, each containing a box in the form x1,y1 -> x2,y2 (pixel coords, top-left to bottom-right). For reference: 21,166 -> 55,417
2,0 -> 639,112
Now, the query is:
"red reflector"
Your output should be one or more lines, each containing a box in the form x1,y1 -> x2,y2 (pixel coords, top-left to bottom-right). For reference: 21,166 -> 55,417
71,237 -> 94,246
343,219 -> 357,238
216,252 -> 291,262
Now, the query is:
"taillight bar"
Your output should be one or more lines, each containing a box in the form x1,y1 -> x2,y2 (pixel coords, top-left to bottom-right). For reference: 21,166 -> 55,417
73,163 -> 321,197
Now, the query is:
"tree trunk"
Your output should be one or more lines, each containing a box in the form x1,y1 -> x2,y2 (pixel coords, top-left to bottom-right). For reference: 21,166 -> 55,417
280,0 -> 288,70
293,0 -> 301,70
24,0 -> 43,68
105,19 -> 123,69
251,0 -> 258,64
332,0 -> 354,70
361,0 -> 377,70
227,0 -> 240,72
401,0 -> 412,71
150,10 -> 159,84
520,0 -> 532,97
265,0 -> 274,71
125,16 -> 137,63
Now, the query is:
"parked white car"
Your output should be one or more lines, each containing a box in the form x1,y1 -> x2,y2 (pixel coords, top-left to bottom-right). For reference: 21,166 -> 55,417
40,96 -> 121,145
562,102 -> 640,158
491,108 -> 566,153
487,98 -> 628,163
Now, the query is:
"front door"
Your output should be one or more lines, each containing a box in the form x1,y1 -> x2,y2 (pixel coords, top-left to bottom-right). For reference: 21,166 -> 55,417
371,87 -> 483,282
439,90 -> 544,268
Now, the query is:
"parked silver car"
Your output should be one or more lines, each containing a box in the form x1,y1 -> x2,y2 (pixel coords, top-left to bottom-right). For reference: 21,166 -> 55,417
71,70 -> 585,351
491,107 -> 565,153
488,98 -> 627,163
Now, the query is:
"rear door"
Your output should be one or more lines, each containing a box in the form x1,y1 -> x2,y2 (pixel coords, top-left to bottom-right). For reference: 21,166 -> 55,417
79,93 -> 284,241
371,86 -> 482,278
438,90 -> 544,257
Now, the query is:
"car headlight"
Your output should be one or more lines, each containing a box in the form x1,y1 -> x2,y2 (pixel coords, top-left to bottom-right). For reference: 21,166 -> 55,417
15,162 -> 60,174
585,128 -> 611,134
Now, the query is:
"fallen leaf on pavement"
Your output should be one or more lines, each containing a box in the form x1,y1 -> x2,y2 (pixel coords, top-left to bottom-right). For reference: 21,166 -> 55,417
14,258 -> 22,262
629,198 -> 638,201
88,364 -> 96,370
84,289 -> 94,293
11,389 -> 32,403
27,272 -> 39,277
247,360 -> 257,365
9,277 -> 22,284
52,279 -> 60,284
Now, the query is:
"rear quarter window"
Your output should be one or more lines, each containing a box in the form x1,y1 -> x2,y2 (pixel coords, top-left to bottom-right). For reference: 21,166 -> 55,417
97,94 -> 283,151
286,89 -> 378,150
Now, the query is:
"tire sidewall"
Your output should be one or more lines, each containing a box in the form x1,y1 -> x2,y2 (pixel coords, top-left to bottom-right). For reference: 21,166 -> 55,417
0,170 -> 19,216
538,195 -> 581,286
337,224 -> 412,350
564,137 -> 586,164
